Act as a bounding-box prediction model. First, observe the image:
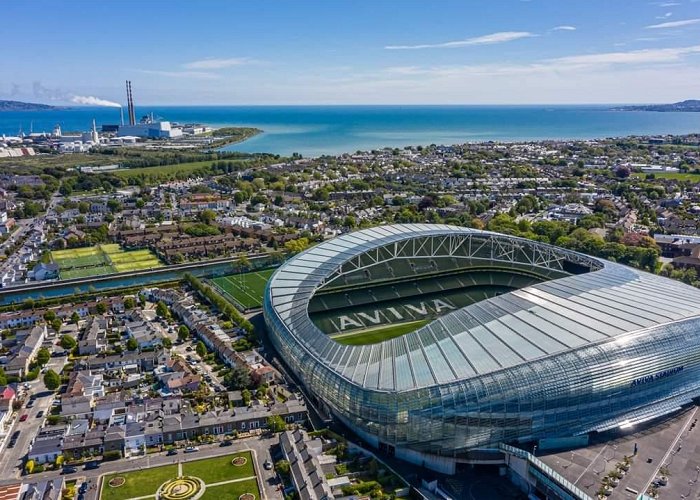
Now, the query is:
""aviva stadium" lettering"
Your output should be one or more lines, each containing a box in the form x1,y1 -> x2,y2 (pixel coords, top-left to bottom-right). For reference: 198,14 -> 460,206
337,299 -> 456,330
630,366 -> 684,388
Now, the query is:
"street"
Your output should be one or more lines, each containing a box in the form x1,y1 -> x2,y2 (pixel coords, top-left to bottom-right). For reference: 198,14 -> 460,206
0,353 -> 67,480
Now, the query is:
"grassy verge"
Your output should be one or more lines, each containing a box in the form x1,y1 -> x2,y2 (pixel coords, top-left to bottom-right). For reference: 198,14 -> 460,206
181,451 -> 255,484
100,464 -> 178,500
198,479 -> 260,500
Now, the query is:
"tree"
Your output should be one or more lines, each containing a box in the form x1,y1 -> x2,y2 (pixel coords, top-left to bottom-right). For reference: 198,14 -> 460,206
60,335 -> 77,350
198,209 -> 217,225
43,310 -> 56,322
241,388 -> 252,406
70,312 -> 80,324
275,460 -> 290,476
155,301 -> 170,318
161,337 -> 172,349
36,348 -> 50,366
0,367 -> 7,386
267,415 -> 286,433
195,341 -> 207,358
51,318 -> 62,332
124,297 -> 135,310
43,369 -> 60,391
126,337 -> 138,351
178,325 -> 190,341
224,366 -> 251,390
25,459 -> 35,474
236,254 -> 251,270
95,302 -> 107,314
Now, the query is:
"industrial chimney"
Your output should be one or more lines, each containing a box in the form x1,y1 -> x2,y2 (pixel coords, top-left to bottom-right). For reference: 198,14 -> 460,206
125,80 -> 136,126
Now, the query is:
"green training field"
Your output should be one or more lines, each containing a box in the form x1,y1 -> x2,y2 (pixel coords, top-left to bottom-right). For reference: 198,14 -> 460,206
632,172 -> 700,181
51,244 -> 163,280
330,319 -> 431,345
99,453 -> 259,500
211,269 -> 275,310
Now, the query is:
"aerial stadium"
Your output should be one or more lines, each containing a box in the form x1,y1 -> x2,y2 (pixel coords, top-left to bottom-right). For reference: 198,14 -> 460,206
263,224 -> 700,473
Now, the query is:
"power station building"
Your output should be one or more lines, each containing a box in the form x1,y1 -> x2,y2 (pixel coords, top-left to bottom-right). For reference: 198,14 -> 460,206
263,224 -> 700,474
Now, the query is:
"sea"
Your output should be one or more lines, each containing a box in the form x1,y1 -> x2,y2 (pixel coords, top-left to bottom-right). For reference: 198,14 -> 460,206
1,105 -> 700,158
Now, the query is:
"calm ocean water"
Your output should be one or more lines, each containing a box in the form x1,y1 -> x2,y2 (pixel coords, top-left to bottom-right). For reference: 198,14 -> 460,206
1,105 -> 699,157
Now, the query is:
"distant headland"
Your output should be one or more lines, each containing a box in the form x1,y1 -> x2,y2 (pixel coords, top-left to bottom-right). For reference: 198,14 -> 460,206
613,100 -> 700,112
0,100 -> 59,112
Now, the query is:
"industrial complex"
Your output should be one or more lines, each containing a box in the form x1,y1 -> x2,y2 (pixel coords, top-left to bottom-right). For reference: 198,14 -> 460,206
264,224 -> 700,475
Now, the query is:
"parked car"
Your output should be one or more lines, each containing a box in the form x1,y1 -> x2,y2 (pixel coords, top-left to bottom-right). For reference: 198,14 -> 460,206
263,460 -> 273,470
166,449 -> 178,456
79,483 -> 88,494
84,461 -> 100,470
184,446 -> 199,453
61,466 -> 78,475
219,440 -> 233,447
25,401 -> 34,408
36,410 -> 44,418
19,414 -> 28,422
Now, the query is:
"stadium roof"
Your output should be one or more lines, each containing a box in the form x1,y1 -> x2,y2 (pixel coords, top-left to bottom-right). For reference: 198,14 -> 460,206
267,224 -> 700,392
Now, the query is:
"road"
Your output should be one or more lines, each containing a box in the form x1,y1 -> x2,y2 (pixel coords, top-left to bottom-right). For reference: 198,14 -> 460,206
0,433 -> 283,500
0,352 -> 67,480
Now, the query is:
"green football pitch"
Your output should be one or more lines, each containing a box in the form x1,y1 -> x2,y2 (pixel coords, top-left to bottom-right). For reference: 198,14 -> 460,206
211,269 -> 275,310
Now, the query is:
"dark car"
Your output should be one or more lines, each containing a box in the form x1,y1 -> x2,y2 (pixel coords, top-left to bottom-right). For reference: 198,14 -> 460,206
166,449 -> 178,456
61,466 -> 78,475
84,461 -> 100,470
36,410 -> 44,418
79,483 -> 88,494
219,440 -> 233,447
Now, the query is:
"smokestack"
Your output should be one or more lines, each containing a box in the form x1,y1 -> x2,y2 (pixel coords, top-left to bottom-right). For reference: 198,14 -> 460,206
125,80 -> 136,126
130,81 -> 136,125
120,106 -> 124,126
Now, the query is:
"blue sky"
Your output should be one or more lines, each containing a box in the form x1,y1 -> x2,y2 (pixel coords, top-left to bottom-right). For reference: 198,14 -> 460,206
2,0 -> 700,105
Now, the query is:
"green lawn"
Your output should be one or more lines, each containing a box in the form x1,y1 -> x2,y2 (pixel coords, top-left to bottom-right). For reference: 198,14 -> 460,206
101,464 -> 178,500
60,265 -> 114,280
331,319 -> 431,345
198,479 -> 260,500
211,269 -> 274,310
632,172 -> 700,181
181,451 -> 255,484
112,161 -> 217,179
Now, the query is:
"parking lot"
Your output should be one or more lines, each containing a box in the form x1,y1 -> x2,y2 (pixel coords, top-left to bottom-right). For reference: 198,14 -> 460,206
539,405 -> 700,499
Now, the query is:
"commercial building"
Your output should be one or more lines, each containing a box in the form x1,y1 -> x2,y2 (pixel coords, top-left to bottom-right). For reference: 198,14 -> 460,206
264,224 -> 700,474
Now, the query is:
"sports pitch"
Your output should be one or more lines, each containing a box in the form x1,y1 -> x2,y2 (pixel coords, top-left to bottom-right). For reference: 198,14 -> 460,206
211,269 -> 275,310
100,451 -> 259,500
51,244 -> 163,279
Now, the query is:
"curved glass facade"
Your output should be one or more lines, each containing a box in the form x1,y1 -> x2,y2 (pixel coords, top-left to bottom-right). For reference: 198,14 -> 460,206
263,224 -> 700,464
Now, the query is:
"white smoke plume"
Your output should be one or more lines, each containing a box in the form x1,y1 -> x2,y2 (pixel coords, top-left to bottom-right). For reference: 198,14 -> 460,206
70,95 -> 121,108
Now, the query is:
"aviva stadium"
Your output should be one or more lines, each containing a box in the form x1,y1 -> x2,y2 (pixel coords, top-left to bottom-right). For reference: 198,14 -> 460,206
263,224 -> 700,472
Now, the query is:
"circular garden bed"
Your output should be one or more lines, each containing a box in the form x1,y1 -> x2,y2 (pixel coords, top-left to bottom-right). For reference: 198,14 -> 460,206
108,477 -> 126,488
231,456 -> 248,467
157,477 -> 205,500
238,494 -> 255,500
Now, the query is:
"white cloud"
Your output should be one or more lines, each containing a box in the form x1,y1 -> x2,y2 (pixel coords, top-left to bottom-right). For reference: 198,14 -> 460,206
646,18 -> 700,28
548,45 -> 700,65
385,31 -> 535,50
137,69 -> 220,80
552,25 -> 577,31
182,57 -> 251,69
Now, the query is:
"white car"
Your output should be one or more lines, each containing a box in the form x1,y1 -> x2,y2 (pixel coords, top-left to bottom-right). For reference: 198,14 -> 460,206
184,446 -> 199,453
